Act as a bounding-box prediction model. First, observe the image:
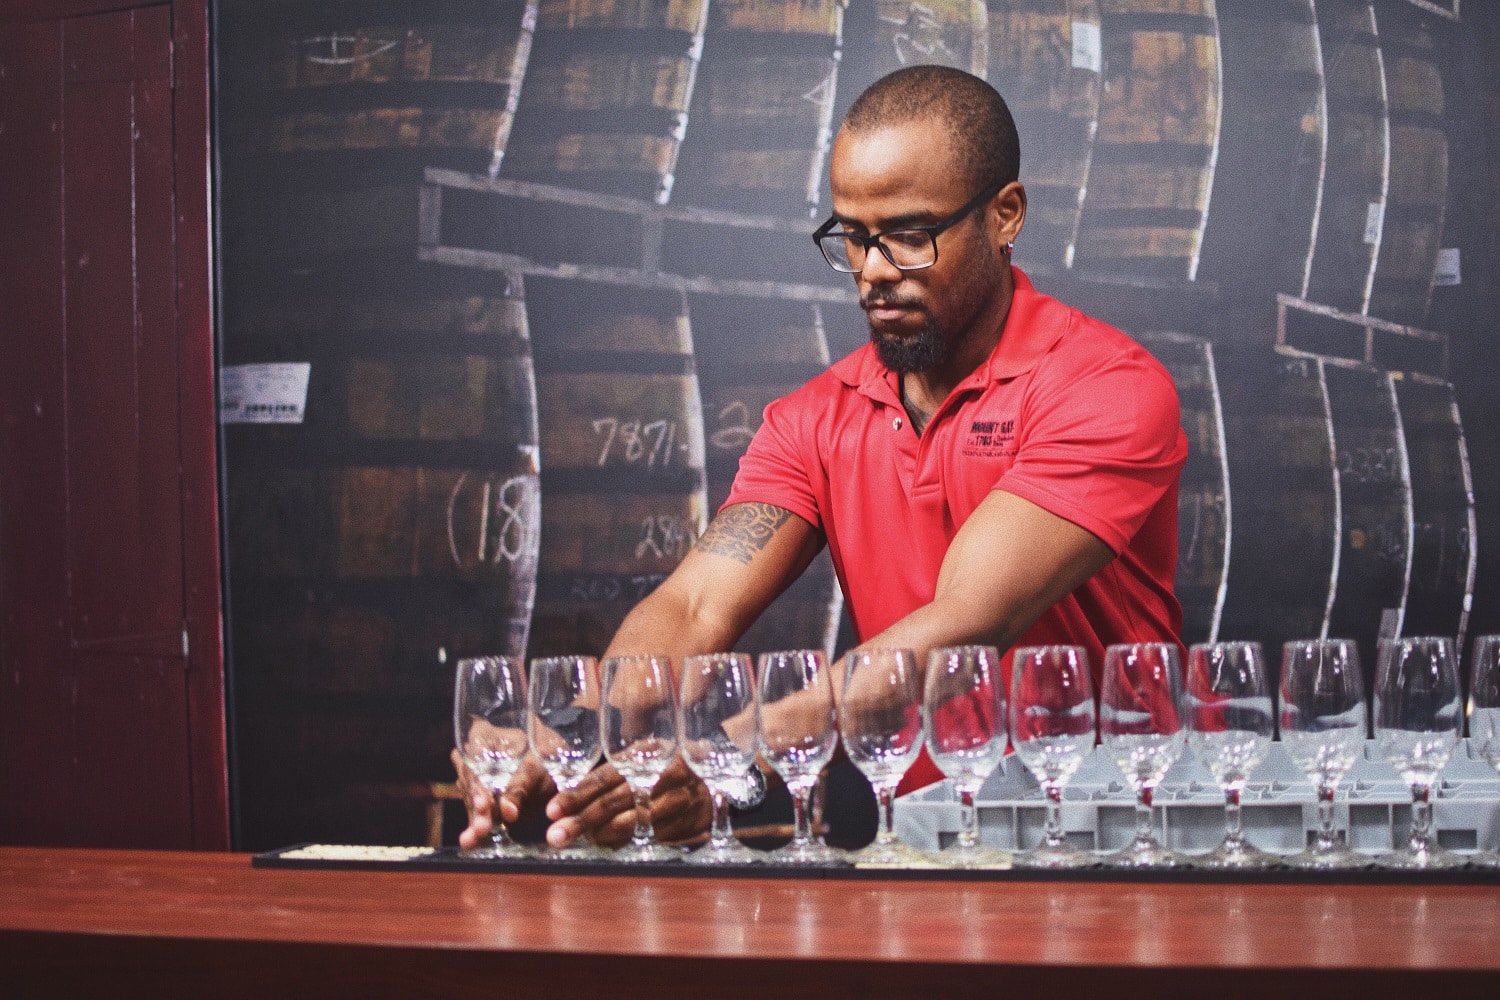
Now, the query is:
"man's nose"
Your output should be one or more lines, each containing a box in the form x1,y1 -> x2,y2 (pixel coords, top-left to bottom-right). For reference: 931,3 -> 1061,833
859,241 -> 904,286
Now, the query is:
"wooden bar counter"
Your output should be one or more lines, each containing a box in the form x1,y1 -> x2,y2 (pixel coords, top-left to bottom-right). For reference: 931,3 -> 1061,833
2,847 -> 1499,997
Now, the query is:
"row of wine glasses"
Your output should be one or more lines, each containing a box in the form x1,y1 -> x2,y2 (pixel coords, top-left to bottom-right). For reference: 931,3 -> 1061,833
455,634 -> 1500,868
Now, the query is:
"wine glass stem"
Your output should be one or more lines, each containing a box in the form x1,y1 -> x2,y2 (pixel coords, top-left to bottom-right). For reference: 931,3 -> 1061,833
875,785 -> 897,845
491,789 -> 515,849
790,783 -> 815,847
1223,786 -> 1244,844
1409,783 -> 1434,852
1315,783 -> 1338,851
630,785 -> 656,847
957,787 -> 979,849
1043,783 -> 1065,848
1134,785 -> 1155,846
708,788 -> 734,848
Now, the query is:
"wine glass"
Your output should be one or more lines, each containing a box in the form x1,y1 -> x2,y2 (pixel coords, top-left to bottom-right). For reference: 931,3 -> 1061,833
453,655 -> 534,859
757,649 -> 842,865
678,652 -> 763,865
600,653 -> 684,863
1374,636 -> 1463,869
1184,641 -> 1276,868
924,645 -> 1011,869
1010,644 -> 1095,869
1468,635 -> 1500,867
528,654 -> 605,860
1279,638 -> 1369,869
842,647 -> 931,867
1100,642 -> 1188,867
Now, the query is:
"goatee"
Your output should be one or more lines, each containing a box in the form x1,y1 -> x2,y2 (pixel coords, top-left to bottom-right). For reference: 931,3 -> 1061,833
871,320 -> 946,374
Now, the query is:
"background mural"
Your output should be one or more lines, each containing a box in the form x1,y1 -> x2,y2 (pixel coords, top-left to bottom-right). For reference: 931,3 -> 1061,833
215,0 -> 1500,849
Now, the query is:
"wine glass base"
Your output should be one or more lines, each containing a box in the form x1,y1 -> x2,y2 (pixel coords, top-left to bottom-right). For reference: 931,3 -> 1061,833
1191,838 -> 1281,869
1464,850 -> 1500,869
1014,841 -> 1094,869
1103,839 -> 1191,869
459,842 -> 536,861
610,841 -> 687,863
685,839 -> 764,865
764,839 -> 847,866
1376,842 -> 1467,870
849,839 -> 944,869
935,843 -> 1014,870
1283,843 -> 1373,870
536,841 -> 611,862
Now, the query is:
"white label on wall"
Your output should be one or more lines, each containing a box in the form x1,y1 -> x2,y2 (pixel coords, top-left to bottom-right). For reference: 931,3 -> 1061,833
1072,22 -> 1102,73
1363,201 -> 1384,246
1434,247 -> 1461,287
220,363 -> 312,424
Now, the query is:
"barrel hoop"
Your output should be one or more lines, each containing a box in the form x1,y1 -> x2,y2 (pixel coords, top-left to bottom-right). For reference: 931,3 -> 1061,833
229,332 -> 531,359
261,0 -> 527,33
1218,1 -> 1312,24
512,107 -> 691,141
529,26 -> 702,58
703,29 -> 840,58
534,571 -> 669,604
1072,207 -> 1205,228
704,361 -> 825,386
261,80 -> 517,117
226,439 -> 540,470
1099,12 -> 1217,36
533,349 -> 694,377
540,465 -> 706,496
1090,141 -> 1216,166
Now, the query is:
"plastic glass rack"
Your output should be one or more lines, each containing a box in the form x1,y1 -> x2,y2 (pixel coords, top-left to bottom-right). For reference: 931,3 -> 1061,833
893,739 -> 1500,856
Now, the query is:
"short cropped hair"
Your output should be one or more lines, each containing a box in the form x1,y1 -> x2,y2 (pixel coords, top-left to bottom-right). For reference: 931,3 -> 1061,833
842,65 -> 1020,193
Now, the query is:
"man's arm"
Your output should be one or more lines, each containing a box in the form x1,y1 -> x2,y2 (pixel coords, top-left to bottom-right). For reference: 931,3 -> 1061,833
862,488 -> 1115,660
457,501 -> 824,850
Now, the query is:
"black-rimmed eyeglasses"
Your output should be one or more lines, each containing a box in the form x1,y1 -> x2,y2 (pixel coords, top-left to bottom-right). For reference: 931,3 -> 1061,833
812,182 -> 1003,273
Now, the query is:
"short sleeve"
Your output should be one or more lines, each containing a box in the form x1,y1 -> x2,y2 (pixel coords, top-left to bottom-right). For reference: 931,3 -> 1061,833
721,382 -> 826,531
996,339 -> 1187,555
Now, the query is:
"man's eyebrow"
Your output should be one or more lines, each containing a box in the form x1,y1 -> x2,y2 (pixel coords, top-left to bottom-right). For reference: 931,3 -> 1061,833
830,208 -> 941,231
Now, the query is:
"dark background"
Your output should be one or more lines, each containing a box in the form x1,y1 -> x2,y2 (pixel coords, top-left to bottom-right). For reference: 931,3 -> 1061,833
212,0 -> 1499,850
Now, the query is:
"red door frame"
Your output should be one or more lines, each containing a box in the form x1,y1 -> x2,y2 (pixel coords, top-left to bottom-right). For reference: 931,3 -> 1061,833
0,0 -> 226,849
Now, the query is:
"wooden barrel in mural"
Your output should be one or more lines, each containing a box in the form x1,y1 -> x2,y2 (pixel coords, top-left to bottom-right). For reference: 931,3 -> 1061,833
250,0 -> 540,176
1137,332 -> 1228,645
835,0 -> 990,123
524,277 -> 710,657
1196,0 -> 1324,303
690,292 -> 843,655
673,0 -> 847,217
1301,0 -> 1386,314
1366,5 -> 1448,325
1395,375 -> 1475,651
224,268 -> 542,679
502,0 -> 710,204
1217,350 -> 1337,682
985,0 -> 1102,271
1071,0 -> 1222,284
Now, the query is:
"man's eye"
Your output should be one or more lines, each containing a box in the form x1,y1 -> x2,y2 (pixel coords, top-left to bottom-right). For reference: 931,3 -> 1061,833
884,230 -> 930,250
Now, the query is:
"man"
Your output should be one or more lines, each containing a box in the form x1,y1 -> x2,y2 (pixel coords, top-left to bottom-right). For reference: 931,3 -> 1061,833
456,65 -> 1186,850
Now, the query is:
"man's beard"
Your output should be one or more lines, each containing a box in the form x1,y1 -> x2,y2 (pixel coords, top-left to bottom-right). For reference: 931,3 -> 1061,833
870,318 -> 947,373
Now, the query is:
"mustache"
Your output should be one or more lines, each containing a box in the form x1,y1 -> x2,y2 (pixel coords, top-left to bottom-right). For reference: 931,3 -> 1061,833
860,293 -> 923,310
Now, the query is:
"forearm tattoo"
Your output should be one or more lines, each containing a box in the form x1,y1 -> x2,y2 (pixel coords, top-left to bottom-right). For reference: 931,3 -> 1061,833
694,503 -> 794,565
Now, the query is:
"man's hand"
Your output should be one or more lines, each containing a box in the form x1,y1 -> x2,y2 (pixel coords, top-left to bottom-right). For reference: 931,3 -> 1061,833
543,755 -> 712,848
452,750 -> 555,851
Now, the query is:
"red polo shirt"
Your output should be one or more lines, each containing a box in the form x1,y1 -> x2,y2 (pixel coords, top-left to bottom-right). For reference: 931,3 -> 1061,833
725,268 -> 1187,791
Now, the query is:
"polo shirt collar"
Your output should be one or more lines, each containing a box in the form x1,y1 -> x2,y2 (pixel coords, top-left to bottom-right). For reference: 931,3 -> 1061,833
831,267 -> 1068,399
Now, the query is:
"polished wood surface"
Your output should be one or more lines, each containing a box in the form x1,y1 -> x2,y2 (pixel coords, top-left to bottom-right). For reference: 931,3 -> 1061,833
3,847 -> 1499,997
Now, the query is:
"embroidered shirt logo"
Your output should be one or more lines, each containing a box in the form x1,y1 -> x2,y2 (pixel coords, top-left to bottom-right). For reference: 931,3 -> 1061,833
963,418 -> 1016,458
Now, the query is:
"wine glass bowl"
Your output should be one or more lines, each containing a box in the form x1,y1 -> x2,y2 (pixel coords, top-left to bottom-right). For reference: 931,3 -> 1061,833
1100,642 -> 1188,867
924,645 -> 1012,869
1009,644 -> 1094,869
453,655 -> 533,859
678,652 -> 763,865
1374,636 -> 1463,869
1279,638 -> 1369,869
842,647 -> 931,867
757,649 -> 842,865
1184,641 -> 1276,868
601,653 -> 684,863
528,654 -> 604,860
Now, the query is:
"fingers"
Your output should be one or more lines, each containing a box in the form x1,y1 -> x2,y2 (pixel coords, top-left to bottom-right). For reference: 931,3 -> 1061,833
451,749 -> 493,851
564,756 -> 712,849
500,756 -> 555,824
546,760 -> 621,822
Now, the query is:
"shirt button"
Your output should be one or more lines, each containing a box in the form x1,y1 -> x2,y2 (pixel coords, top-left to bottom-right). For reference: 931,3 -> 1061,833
893,417 -> 903,430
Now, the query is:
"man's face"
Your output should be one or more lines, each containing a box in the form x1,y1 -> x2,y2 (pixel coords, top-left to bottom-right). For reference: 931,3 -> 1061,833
827,119 -> 1006,374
